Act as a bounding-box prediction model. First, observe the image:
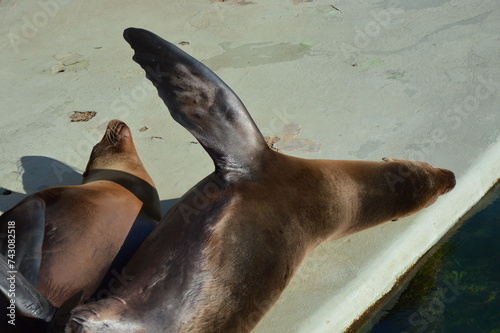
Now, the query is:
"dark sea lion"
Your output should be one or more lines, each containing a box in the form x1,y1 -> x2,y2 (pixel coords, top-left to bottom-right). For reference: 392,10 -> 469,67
66,28 -> 455,333
0,120 -> 161,329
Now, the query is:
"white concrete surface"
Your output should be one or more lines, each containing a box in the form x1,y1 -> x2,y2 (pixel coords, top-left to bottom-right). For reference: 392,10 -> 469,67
1,0 -> 499,332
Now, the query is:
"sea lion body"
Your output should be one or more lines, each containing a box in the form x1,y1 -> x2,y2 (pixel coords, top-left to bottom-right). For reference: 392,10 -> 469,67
66,29 -> 455,333
68,157 -> 454,333
0,120 -> 161,311
27,180 -> 147,304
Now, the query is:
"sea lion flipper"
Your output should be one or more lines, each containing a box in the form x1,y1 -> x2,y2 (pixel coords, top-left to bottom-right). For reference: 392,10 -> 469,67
0,196 -> 45,285
123,28 -> 268,174
0,253 -> 56,321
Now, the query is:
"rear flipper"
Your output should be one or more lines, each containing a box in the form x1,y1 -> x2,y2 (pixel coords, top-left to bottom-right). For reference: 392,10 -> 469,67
123,28 -> 269,175
0,196 -> 46,285
0,253 -> 83,332
0,253 -> 55,321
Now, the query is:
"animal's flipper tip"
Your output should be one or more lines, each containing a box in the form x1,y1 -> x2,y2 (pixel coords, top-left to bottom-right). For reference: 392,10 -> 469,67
123,27 -> 144,44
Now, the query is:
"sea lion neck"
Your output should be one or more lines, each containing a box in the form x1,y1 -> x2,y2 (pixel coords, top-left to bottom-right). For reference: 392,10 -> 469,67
83,169 -> 161,221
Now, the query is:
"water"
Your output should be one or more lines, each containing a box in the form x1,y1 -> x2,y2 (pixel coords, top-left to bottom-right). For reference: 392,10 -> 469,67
366,183 -> 500,333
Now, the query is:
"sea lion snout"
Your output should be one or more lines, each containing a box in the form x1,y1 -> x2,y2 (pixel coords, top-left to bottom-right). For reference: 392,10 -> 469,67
67,312 -> 93,333
105,119 -> 130,145
67,309 -> 109,333
437,168 -> 456,194
82,120 -> 138,178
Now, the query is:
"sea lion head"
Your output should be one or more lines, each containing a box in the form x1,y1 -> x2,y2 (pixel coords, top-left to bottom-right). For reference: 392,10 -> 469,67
405,161 -> 456,199
434,167 -> 456,195
82,120 -> 149,182
382,158 -> 456,219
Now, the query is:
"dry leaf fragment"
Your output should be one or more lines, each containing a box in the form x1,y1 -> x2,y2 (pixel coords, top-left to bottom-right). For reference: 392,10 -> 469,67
70,111 -> 96,122
264,136 -> 280,152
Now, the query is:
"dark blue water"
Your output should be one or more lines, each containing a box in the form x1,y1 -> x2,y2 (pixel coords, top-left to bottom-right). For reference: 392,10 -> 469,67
367,183 -> 500,333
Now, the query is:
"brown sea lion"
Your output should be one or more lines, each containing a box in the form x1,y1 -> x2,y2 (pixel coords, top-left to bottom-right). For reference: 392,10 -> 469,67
0,120 -> 161,323
65,28 -> 455,333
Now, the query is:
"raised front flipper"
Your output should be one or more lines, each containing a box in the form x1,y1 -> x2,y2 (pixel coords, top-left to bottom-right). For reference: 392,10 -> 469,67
0,196 -> 45,285
123,28 -> 269,175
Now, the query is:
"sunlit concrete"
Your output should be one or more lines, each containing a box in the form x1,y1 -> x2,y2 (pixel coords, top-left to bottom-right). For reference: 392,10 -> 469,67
1,0 -> 499,332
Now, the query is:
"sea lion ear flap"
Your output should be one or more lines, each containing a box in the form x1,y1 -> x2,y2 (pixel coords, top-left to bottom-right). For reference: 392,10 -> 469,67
123,28 -> 269,175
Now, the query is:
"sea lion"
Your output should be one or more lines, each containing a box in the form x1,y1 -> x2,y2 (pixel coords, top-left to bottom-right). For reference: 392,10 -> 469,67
0,120 -> 161,326
66,28 -> 455,333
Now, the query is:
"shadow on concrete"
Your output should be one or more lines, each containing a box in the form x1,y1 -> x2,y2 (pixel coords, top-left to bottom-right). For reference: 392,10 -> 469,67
0,156 -> 177,215
0,156 -> 81,213
160,198 -> 178,215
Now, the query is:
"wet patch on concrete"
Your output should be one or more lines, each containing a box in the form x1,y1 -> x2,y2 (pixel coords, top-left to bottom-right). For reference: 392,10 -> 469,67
361,58 -> 385,71
387,0 -> 450,10
274,123 -> 322,153
350,140 -> 384,159
50,53 -> 89,73
202,42 -> 311,70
